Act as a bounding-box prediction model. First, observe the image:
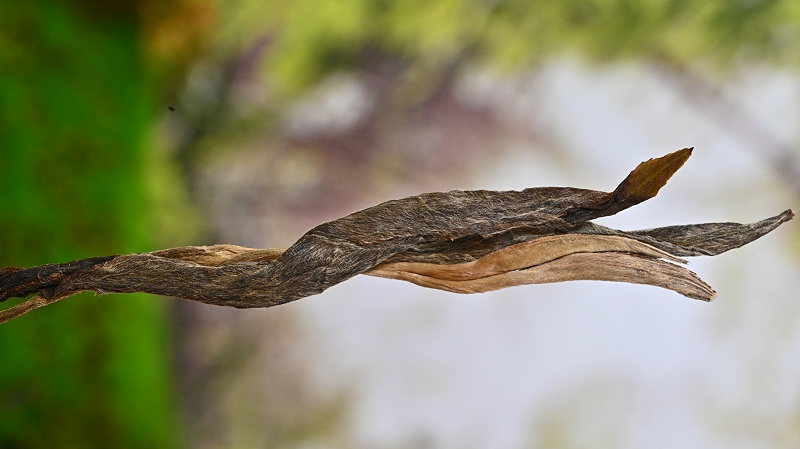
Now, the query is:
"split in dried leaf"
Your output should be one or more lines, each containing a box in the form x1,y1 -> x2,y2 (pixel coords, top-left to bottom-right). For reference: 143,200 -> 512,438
371,252 -> 716,301
368,234 -> 686,281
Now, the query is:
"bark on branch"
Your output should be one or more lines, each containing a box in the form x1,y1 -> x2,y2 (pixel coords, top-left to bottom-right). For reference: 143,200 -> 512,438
0,148 -> 793,324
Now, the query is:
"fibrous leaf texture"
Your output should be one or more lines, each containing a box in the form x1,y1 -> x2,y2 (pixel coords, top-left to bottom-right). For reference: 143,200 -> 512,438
0,148 -> 793,324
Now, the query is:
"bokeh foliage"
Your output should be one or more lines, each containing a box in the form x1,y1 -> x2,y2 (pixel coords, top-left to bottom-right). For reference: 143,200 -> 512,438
0,2 -> 177,448
213,0 -> 800,95
1,0 -> 798,447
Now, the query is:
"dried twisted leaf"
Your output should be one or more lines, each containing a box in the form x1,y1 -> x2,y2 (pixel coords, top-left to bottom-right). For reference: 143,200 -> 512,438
0,148 -> 793,324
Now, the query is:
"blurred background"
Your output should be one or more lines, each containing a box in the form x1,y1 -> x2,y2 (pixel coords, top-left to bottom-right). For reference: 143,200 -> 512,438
1,0 -> 799,448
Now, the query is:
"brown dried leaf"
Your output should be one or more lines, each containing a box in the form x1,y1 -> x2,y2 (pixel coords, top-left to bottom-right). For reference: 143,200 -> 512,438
0,149 -> 793,324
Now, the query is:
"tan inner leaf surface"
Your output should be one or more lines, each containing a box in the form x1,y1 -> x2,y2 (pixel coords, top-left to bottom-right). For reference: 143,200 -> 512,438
368,234 -> 686,281
370,252 -> 715,301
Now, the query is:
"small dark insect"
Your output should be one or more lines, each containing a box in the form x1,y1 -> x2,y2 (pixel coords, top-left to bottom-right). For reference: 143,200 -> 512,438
168,106 -> 175,111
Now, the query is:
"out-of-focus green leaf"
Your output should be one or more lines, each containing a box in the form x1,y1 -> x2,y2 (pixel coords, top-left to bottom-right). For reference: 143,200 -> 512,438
0,2 -> 178,448
211,0 -> 800,95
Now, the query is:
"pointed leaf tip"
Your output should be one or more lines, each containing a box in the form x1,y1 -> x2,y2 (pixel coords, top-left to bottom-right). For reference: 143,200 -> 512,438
612,147 -> 693,206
